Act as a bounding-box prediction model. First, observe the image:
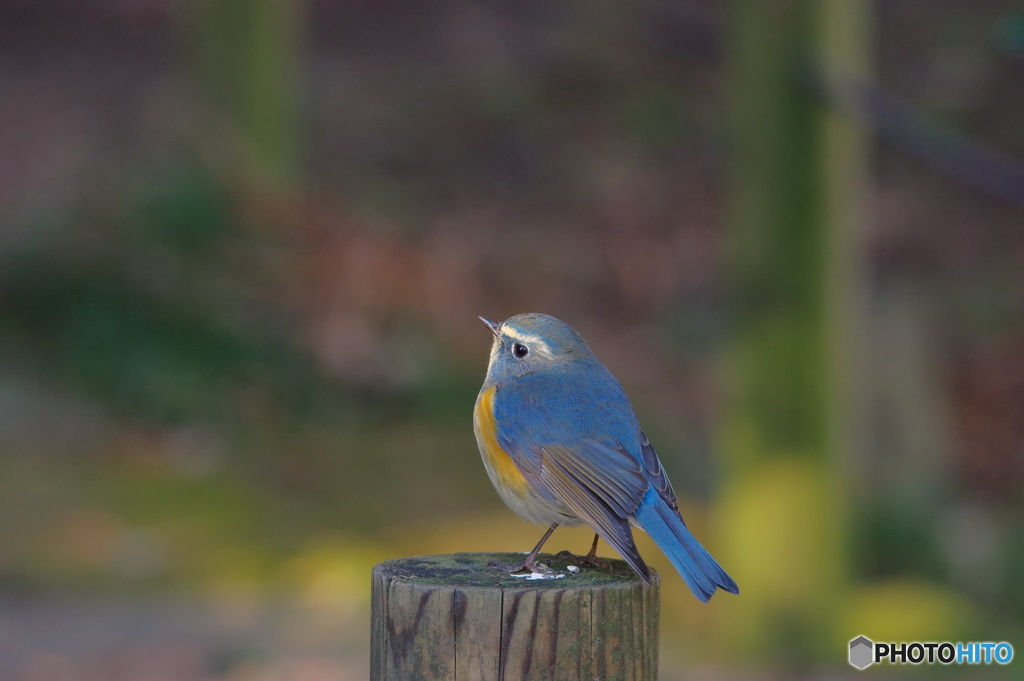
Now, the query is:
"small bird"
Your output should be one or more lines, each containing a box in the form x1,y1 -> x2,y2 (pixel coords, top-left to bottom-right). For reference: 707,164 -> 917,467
473,313 -> 738,602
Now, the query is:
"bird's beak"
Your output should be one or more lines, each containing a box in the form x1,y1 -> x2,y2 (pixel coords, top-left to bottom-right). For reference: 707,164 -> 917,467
478,316 -> 502,339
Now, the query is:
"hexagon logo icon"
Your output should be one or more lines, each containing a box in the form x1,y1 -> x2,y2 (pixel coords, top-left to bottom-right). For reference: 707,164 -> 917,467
849,635 -> 874,670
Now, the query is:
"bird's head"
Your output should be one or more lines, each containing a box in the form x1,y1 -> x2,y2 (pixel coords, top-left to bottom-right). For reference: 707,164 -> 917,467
478,313 -> 594,381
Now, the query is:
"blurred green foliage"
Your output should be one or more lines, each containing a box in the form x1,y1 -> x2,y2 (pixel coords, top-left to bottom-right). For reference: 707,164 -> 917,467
3,168 -> 312,424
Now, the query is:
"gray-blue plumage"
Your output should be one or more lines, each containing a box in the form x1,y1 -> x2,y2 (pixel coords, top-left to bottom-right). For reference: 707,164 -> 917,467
476,313 -> 738,602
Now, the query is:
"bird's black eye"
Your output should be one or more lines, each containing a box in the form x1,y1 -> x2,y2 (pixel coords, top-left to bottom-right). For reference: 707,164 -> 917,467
512,343 -> 529,358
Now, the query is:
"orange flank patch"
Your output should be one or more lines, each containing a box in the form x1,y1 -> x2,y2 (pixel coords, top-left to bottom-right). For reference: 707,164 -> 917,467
474,387 -> 530,494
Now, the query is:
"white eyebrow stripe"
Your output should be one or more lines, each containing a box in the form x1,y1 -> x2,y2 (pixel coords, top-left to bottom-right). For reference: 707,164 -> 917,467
501,327 -> 553,355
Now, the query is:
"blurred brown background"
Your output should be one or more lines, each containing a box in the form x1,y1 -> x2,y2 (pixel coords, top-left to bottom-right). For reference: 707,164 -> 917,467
1,1 -> 1022,679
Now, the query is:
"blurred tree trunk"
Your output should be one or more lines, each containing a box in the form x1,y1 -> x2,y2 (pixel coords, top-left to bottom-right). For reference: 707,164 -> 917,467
187,0 -> 302,188
716,0 -> 870,663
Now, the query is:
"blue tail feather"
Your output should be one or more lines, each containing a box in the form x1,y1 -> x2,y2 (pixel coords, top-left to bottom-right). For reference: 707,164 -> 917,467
633,490 -> 739,602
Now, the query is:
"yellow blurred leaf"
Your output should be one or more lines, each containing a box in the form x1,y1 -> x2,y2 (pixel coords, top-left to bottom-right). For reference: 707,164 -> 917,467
844,580 -> 973,643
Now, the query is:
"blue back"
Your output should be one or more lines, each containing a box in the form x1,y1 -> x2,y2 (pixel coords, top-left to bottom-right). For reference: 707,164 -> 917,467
496,361 -> 639,447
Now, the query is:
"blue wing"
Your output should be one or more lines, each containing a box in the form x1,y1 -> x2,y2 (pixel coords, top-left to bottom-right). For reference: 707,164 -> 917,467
493,361 -> 739,600
493,364 -> 653,579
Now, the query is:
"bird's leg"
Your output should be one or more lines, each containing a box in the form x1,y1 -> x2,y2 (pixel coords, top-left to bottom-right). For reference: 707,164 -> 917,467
489,523 -> 558,576
555,533 -> 613,568
582,533 -> 613,568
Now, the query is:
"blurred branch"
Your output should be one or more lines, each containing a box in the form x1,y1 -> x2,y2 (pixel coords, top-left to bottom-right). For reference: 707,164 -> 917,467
187,0 -> 303,187
809,68 -> 1024,208
718,0 -> 868,662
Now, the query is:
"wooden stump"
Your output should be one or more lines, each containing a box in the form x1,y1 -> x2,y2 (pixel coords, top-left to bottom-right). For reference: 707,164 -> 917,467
371,552 -> 660,681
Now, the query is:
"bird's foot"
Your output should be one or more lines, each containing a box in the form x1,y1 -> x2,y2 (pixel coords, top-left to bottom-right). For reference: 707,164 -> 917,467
488,556 -> 555,577
554,549 -> 612,569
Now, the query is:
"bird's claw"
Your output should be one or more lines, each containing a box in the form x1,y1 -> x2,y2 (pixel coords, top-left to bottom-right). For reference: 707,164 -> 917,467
554,549 -> 612,569
488,558 -> 554,577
